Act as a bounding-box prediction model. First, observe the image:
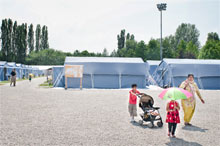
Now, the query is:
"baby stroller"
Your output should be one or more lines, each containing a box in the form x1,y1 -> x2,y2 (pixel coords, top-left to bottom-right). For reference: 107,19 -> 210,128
137,93 -> 163,128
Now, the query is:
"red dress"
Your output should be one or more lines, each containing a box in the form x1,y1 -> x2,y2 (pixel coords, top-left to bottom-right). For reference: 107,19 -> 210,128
166,101 -> 180,123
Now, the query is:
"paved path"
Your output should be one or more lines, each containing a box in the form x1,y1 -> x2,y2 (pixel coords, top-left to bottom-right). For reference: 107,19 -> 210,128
0,78 -> 220,146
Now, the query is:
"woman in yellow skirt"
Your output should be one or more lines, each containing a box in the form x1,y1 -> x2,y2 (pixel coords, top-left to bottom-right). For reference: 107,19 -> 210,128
179,74 -> 205,126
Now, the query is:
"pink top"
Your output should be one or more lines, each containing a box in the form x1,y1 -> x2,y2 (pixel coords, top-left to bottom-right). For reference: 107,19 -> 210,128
129,90 -> 140,104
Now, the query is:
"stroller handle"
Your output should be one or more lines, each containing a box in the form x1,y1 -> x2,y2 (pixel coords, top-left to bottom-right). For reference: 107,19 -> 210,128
136,94 -> 142,98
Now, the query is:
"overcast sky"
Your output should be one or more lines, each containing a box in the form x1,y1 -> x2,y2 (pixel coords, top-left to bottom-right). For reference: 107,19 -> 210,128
0,0 -> 219,53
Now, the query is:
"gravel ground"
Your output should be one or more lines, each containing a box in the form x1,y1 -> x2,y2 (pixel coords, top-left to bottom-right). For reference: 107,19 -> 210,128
0,77 -> 220,146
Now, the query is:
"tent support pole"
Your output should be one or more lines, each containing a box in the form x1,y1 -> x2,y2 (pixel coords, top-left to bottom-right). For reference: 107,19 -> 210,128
91,74 -> 94,88
119,74 -> 121,88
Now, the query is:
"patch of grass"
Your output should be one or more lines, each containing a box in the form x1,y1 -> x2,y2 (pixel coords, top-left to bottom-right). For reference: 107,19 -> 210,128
0,78 -> 29,85
0,76 -> 44,86
0,78 -> 26,82
39,80 -> 53,88
17,79 -> 28,81
0,81 -> 10,83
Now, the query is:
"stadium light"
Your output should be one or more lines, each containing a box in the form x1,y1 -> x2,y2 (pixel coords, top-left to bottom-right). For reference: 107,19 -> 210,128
157,3 -> 167,60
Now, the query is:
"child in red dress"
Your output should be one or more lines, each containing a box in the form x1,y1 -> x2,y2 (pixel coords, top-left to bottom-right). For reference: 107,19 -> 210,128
166,100 -> 180,137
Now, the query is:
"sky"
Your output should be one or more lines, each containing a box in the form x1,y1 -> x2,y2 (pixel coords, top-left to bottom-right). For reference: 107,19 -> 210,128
0,0 -> 219,53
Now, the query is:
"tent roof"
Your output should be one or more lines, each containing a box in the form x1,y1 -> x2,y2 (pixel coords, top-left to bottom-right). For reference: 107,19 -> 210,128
0,61 -> 7,66
32,65 -> 61,70
163,58 -> 220,65
65,57 -> 144,63
146,60 -> 161,65
64,57 -> 147,75
16,63 -> 23,66
7,62 -> 17,67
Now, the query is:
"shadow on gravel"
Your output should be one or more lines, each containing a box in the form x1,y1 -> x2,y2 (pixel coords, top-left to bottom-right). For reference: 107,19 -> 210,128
165,137 -> 202,146
131,121 -> 162,129
182,125 -> 208,132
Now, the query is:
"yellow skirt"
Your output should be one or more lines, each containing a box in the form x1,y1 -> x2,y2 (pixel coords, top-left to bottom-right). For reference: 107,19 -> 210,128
181,98 -> 196,123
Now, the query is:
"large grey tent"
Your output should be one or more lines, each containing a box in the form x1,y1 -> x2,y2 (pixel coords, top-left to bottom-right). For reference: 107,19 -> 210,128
146,60 -> 161,75
16,64 -> 25,79
53,57 -> 148,89
154,58 -> 220,89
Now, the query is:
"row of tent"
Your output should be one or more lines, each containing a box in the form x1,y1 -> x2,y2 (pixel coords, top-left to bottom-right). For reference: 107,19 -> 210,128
0,61 -> 44,81
147,59 -> 220,90
52,57 -> 220,90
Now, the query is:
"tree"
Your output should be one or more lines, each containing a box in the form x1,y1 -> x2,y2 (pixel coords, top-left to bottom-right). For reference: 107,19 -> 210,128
185,41 -> 199,59
16,23 -> 28,63
23,23 -> 28,61
110,50 -> 118,57
0,18 -> 50,63
26,49 -> 66,65
12,21 -> 18,61
162,35 -> 175,58
7,19 -> 13,61
115,30 -> 137,57
41,25 -> 49,50
199,33 -> 220,59
73,50 -> 80,56
207,32 -> 219,41
117,47 -> 127,57
15,25 -> 22,63
28,24 -> 34,53
80,50 -> 90,56
126,33 -> 130,40
135,40 -> 147,60
102,48 -> 108,57
125,40 -> 137,57
35,24 -> 41,52
146,39 -> 160,60
0,50 -> 2,60
177,40 -> 187,58
130,34 -> 135,40
174,23 -> 200,48
1,19 -> 8,61
117,29 -> 125,50
0,18 -> 13,61
199,40 -> 220,59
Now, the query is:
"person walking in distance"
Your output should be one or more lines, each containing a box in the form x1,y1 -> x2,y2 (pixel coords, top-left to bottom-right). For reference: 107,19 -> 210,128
10,69 -> 16,87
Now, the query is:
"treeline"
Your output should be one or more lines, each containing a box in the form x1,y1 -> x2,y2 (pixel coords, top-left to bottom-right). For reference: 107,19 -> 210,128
21,23 -> 220,65
113,23 -> 220,61
1,19 -> 219,65
25,48 -> 109,65
0,18 -> 49,63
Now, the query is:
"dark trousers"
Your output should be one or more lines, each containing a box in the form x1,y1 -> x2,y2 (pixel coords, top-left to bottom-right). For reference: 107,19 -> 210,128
168,123 -> 177,135
10,76 -> 16,86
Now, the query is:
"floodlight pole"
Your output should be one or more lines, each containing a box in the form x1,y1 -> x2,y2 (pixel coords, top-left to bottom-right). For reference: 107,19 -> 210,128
160,10 -> 162,61
157,3 -> 167,60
